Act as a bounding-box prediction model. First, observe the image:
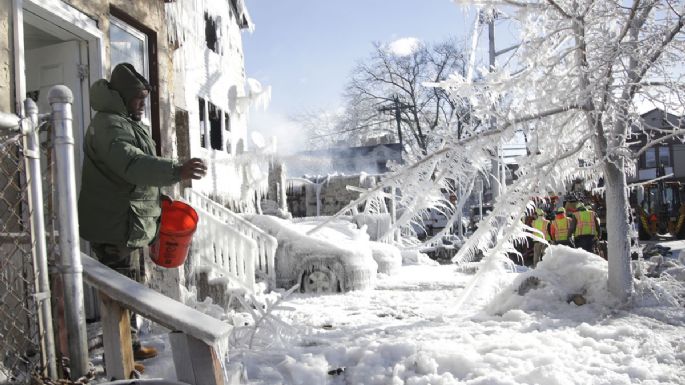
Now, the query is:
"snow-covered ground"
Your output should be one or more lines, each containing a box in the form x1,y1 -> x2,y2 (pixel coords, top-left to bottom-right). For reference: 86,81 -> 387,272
138,241 -> 685,385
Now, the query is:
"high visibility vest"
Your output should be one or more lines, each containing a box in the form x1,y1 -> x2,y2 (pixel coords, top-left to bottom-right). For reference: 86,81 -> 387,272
532,218 -> 551,241
552,217 -> 571,241
574,210 -> 597,236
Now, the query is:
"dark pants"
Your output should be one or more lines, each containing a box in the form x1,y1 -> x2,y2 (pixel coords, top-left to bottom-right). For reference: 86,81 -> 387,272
91,243 -> 143,350
533,242 -> 548,267
575,235 -> 596,253
556,240 -> 574,248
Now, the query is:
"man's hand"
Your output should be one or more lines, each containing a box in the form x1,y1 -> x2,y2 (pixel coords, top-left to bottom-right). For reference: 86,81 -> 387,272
179,158 -> 207,180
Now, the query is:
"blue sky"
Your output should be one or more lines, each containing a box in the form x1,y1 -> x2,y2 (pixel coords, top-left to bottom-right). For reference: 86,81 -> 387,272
242,1 -> 480,153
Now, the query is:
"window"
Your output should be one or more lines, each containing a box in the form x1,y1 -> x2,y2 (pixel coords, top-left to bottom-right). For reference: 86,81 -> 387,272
658,146 -> 671,167
204,13 -> 220,54
224,112 -> 231,154
209,103 -> 222,150
643,146 -> 671,168
644,148 -> 656,168
198,98 -> 206,148
110,16 -> 151,125
198,97 -> 227,151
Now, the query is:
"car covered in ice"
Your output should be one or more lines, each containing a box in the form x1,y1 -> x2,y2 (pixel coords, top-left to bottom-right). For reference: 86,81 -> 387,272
296,215 -> 403,276
245,215 -> 382,293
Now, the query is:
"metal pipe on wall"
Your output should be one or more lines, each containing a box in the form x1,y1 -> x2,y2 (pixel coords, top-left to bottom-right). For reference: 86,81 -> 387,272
23,98 -> 58,379
49,85 -> 89,377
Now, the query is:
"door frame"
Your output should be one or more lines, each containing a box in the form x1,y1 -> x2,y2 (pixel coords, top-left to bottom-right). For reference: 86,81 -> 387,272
13,0 -> 104,119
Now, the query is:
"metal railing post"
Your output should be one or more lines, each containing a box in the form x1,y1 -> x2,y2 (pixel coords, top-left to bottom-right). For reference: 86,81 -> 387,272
49,85 -> 89,377
23,98 -> 58,379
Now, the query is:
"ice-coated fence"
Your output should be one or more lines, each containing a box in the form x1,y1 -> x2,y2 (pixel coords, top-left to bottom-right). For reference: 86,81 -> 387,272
0,104 -> 56,383
184,188 -> 277,290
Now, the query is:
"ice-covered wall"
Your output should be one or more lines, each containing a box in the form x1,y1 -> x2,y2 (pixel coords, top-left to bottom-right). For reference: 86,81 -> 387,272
167,0 -> 250,155
166,0 -> 263,207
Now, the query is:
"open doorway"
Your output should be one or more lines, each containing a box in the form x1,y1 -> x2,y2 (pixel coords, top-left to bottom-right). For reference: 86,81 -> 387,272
19,1 -> 103,191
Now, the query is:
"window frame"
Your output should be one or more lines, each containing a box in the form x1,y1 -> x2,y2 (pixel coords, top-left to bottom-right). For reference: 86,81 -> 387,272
109,6 -> 161,155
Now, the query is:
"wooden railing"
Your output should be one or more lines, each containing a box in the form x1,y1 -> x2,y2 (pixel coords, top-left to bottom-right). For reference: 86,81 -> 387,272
81,254 -> 232,385
184,188 -> 277,289
191,205 -> 258,292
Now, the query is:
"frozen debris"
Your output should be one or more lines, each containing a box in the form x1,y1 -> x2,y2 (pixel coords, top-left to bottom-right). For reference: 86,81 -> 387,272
454,261 -> 481,274
568,294 -> 587,306
354,213 -> 392,241
368,241 -> 402,275
401,249 -> 439,266
517,276 -> 541,296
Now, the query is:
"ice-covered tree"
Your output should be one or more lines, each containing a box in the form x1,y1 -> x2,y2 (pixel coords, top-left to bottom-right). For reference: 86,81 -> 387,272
343,39 -> 470,155
315,0 -> 685,304
449,0 -> 685,302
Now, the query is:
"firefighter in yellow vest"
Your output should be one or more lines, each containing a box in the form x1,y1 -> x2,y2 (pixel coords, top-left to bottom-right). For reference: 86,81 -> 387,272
550,207 -> 575,247
573,202 -> 600,253
531,208 -> 551,267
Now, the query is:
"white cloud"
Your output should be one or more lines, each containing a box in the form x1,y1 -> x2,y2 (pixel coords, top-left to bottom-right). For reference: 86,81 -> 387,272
387,37 -> 422,57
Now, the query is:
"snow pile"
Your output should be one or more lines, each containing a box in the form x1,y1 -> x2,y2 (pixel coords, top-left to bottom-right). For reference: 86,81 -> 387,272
487,246 -> 619,316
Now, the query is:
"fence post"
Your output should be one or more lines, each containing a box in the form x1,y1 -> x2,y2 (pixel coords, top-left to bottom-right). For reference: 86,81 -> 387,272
23,98 -> 58,379
49,85 -> 89,377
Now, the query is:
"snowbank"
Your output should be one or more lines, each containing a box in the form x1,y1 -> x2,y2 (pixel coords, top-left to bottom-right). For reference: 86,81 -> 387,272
487,246 -> 619,316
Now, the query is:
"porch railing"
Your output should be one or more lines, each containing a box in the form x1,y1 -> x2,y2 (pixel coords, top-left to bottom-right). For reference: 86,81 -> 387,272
184,188 -> 277,290
190,205 -> 258,293
81,253 -> 231,385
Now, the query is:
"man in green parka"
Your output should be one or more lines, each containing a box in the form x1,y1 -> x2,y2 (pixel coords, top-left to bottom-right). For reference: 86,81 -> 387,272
78,63 -> 207,361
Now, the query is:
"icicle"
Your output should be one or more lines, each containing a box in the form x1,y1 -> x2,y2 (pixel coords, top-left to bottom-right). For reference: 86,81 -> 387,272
466,9 -> 482,83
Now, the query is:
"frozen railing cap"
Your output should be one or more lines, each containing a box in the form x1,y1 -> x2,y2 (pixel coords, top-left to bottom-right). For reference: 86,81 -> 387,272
48,85 -> 74,104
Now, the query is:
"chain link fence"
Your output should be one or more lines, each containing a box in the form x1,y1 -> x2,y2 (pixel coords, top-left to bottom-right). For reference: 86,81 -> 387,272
0,129 -> 41,384
0,109 -> 58,384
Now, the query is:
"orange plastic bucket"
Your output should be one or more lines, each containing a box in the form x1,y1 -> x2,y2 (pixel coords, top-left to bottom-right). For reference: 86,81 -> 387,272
150,200 -> 199,268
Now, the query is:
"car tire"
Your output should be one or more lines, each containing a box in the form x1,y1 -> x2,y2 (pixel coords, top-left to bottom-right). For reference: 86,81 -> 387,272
300,266 -> 340,293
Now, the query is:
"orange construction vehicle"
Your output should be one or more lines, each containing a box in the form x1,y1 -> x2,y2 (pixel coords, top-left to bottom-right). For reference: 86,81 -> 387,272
634,181 -> 685,240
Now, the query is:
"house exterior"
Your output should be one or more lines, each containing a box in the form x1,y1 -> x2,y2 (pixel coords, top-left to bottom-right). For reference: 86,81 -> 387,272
629,108 -> 685,183
2,0 -> 268,204
165,0 -> 272,211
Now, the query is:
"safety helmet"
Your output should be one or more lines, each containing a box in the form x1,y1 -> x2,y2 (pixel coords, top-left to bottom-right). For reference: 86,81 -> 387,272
556,207 -> 566,214
576,202 -> 585,210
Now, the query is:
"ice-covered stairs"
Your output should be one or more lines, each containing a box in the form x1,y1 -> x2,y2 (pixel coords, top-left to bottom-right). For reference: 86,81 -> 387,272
184,188 -> 277,310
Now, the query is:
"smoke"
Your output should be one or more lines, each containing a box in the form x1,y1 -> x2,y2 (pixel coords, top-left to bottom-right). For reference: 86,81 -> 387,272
248,110 -> 307,155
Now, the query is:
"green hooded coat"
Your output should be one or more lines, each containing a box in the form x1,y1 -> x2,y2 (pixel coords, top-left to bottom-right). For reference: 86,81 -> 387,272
78,65 -> 181,248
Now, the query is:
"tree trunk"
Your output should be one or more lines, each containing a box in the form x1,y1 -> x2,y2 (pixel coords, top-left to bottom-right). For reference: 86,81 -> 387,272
604,159 -> 632,302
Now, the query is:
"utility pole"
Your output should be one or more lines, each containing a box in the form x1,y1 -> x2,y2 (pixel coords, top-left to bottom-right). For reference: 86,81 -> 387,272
487,12 -> 501,202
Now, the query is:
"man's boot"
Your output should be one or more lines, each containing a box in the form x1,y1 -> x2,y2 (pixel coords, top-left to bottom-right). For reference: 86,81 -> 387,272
133,345 -> 158,360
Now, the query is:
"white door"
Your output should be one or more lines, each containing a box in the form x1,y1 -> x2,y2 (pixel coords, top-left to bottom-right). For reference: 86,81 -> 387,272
26,40 -> 88,191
